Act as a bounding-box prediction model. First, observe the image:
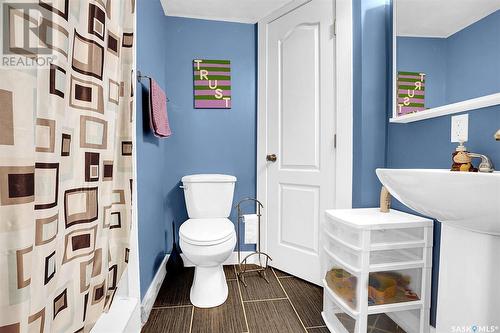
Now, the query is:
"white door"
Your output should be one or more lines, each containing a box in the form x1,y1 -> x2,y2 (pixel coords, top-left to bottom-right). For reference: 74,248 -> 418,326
264,0 -> 335,285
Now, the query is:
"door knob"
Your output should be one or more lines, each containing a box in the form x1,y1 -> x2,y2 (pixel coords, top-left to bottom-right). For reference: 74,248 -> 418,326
266,154 -> 277,162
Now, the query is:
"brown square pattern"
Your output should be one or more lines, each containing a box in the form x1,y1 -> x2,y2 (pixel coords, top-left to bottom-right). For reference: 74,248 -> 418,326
85,152 -> 100,182
64,187 -> 98,228
72,30 -> 104,80
53,289 -> 68,319
0,166 -> 35,206
0,89 -> 14,145
88,3 -> 106,40
61,133 -> 71,156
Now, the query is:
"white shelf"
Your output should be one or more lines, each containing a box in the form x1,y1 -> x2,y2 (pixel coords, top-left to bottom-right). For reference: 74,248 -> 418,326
323,278 -> 424,317
369,260 -> 425,272
390,93 -> 500,123
367,300 -> 423,315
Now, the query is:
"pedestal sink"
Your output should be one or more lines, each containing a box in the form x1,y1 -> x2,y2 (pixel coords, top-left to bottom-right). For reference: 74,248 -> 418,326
376,169 -> 500,332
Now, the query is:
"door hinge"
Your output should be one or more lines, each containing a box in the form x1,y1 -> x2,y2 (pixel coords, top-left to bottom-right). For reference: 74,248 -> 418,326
331,19 -> 337,38
333,134 -> 337,149
330,20 -> 336,39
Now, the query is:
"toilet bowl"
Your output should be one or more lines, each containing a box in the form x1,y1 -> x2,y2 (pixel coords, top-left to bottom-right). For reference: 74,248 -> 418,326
180,218 -> 236,307
178,174 -> 237,308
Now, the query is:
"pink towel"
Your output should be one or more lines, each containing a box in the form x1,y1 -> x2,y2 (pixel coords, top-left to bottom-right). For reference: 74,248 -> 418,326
149,78 -> 172,138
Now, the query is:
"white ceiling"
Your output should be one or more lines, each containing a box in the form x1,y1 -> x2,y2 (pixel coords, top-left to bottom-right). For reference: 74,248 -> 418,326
160,0 -> 295,24
397,0 -> 500,38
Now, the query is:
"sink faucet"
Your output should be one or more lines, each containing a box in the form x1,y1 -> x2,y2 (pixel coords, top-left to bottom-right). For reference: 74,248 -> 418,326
467,152 -> 495,173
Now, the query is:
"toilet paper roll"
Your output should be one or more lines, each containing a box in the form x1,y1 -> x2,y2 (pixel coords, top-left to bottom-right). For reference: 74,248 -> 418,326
243,214 -> 258,244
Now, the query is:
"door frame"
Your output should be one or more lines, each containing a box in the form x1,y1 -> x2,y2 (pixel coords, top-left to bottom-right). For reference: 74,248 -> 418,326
256,0 -> 353,254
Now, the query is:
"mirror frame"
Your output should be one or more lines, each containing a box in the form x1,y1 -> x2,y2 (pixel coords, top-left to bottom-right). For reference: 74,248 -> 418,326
391,0 -> 500,123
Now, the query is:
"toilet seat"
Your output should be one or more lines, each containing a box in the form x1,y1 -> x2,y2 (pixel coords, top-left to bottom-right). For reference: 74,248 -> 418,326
179,218 -> 235,246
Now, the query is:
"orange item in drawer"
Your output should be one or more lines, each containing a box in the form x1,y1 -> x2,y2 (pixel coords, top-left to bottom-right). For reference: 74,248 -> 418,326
325,269 -> 357,308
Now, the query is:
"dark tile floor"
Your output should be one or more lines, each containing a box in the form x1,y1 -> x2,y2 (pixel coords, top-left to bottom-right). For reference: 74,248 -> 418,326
142,265 -> 406,333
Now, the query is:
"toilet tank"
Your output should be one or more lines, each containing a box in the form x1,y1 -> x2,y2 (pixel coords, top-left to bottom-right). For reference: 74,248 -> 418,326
181,174 -> 237,218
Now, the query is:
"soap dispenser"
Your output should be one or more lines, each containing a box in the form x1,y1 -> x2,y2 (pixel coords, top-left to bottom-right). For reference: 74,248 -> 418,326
451,141 -> 477,172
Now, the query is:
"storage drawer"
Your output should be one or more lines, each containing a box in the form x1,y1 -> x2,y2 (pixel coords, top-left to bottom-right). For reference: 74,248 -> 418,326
370,247 -> 425,268
324,219 -> 363,248
325,220 -> 427,250
324,235 -> 362,269
367,269 -> 422,307
323,248 -> 360,311
323,292 -> 358,333
371,227 -> 425,248
323,249 -> 424,311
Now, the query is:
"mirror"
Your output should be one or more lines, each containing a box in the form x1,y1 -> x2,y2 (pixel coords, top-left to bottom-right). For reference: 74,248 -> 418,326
393,0 -> 500,119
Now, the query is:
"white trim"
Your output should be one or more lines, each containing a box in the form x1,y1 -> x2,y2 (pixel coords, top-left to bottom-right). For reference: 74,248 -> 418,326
91,296 -> 140,333
180,251 -> 260,267
140,253 -> 169,325
334,0 -> 353,209
392,0 -> 398,122
256,0 -> 354,254
159,0 -> 169,16
390,93 -> 500,123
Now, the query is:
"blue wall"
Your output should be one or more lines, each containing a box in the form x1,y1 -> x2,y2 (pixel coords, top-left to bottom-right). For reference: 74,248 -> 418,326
352,0 -> 389,208
446,10 -> 500,103
136,0 -> 170,299
397,37 -> 447,108
389,7 -> 500,327
162,16 -> 256,253
136,2 -> 257,298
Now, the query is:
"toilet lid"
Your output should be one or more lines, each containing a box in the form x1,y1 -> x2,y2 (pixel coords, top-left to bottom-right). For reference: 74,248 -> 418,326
179,218 -> 235,245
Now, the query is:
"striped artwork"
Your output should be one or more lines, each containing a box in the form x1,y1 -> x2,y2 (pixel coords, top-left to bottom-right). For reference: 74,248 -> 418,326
397,71 -> 426,116
193,59 -> 231,109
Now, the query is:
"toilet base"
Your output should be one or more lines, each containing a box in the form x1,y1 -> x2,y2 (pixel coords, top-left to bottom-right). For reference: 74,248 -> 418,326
190,265 -> 229,308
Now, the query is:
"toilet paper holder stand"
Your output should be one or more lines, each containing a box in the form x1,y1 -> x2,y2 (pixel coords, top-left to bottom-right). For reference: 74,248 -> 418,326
235,197 -> 272,287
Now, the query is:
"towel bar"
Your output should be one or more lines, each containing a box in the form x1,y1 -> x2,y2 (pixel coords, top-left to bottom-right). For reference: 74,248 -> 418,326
137,70 -> 170,102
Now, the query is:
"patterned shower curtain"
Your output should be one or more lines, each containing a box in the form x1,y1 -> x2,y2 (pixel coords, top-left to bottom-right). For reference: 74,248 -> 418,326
0,1 -> 134,332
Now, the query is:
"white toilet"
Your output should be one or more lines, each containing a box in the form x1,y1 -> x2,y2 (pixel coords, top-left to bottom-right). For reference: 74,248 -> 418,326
179,174 -> 237,308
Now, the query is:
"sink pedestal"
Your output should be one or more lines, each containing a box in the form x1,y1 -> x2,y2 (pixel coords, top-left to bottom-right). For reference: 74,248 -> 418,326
437,225 -> 500,331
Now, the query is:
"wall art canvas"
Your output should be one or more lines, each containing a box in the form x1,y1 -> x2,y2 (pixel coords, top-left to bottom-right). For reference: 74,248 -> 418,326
397,71 -> 426,116
193,59 -> 231,109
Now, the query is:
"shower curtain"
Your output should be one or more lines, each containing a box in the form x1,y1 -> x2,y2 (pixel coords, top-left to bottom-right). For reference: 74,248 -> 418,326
0,1 -> 134,332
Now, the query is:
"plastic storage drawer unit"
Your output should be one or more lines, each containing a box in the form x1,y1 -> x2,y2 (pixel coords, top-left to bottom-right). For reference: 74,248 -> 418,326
321,208 -> 433,333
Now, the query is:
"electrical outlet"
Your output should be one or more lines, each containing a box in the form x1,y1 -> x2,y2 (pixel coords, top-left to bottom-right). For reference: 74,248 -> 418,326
451,114 -> 469,143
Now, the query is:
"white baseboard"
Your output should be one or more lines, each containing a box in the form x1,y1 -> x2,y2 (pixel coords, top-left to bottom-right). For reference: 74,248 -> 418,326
140,253 -> 169,325
91,297 -> 139,333
180,251 -> 259,267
